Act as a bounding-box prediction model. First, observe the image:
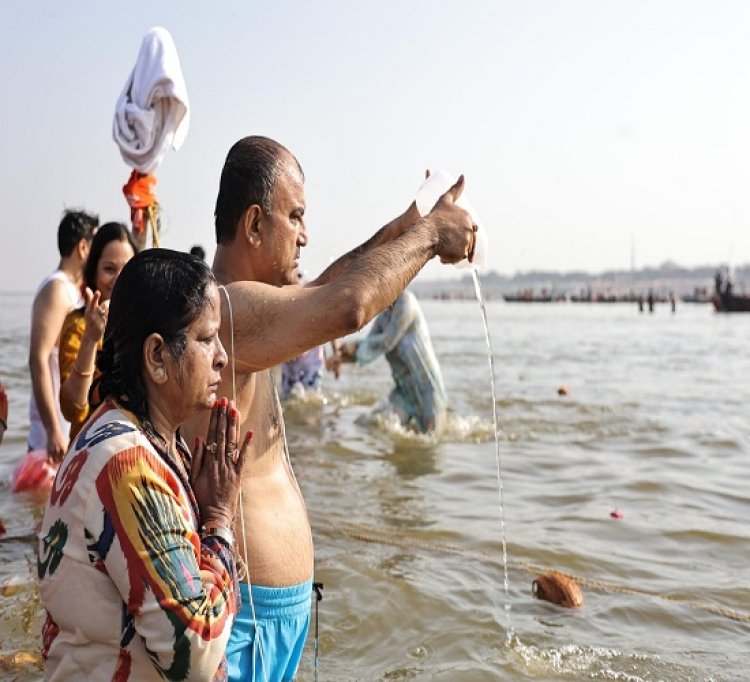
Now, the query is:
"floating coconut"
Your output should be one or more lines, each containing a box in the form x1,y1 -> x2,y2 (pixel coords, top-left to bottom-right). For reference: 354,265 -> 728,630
532,572 -> 584,608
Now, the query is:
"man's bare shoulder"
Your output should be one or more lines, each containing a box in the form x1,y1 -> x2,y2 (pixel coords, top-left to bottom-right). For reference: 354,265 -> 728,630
221,280 -> 310,317
223,279 -> 307,296
223,279 -> 275,299
32,277 -> 73,316
218,279 -> 340,372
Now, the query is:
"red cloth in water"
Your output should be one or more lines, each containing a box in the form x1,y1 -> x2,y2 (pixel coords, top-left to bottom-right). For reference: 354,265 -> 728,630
11,450 -> 58,493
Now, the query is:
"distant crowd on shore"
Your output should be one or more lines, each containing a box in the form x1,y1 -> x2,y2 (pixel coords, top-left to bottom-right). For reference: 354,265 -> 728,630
418,287 -> 689,308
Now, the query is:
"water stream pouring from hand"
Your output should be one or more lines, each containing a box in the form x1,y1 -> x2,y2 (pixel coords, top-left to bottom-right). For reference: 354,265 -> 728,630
471,268 -> 513,644
416,171 -> 512,643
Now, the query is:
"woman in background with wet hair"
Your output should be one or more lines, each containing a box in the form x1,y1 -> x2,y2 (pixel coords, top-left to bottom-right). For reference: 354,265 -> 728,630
39,248 -> 251,681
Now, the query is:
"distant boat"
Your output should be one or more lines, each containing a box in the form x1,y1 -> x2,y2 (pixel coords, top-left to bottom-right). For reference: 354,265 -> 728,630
711,272 -> 750,312
503,291 -> 566,303
570,293 -> 634,303
569,292 -> 660,303
680,288 -> 712,303
712,289 -> 750,312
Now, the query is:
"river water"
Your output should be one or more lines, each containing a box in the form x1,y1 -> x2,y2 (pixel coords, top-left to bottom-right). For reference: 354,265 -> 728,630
0,292 -> 748,681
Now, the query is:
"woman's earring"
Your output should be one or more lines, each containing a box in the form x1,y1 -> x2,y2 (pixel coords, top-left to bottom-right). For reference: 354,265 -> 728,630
154,367 -> 168,384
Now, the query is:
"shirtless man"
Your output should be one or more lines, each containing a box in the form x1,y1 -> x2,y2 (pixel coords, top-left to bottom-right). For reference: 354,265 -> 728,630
0,380 -> 8,445
182,136 -> 476,682
28,210 -> 98,461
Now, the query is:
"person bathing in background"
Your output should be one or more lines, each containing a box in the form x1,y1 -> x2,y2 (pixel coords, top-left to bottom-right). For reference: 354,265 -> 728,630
334,289 -> 447,433
39,249 -> 250,681
180,135 -> 475,682
280,345 -> 325,399
280,272 -> 340,399
0,380 -> 8,445
58,222 -> 137,444
28,210 -> 99,462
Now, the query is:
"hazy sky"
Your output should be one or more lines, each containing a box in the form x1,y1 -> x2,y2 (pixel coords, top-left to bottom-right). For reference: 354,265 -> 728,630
2,1 -> 750,291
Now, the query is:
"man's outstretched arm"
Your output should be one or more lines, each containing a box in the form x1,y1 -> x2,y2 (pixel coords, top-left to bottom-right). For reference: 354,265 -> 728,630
222,178 -> 474,373
310,197 -> 422,287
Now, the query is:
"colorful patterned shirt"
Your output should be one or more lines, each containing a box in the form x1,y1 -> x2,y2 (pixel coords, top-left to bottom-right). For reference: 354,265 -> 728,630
355,291 -> 447,432
38,399 -> 239,681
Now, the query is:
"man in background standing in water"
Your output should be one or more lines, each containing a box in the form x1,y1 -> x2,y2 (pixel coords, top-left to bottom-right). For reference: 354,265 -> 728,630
181,135 -> 476,682
28,210 -> 98,461
0,380 -> 8,445
280,273 -> 340,400
335,289 -> 447,433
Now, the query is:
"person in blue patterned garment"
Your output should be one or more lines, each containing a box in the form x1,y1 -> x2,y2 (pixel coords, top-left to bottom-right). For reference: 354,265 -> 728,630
280,345 -> 325,398
279,273 -> 339,400
337,289 -> 447,433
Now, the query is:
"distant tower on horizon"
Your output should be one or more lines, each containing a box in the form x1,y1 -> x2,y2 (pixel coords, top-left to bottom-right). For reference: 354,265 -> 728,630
630,235 -> 636,272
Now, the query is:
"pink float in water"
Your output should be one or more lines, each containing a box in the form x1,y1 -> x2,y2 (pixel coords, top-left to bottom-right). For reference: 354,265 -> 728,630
610,509 -> 624,519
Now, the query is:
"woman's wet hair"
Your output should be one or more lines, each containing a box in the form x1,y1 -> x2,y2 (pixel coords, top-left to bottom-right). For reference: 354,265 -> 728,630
95,248 -> 216,421
82,222 -> 138,294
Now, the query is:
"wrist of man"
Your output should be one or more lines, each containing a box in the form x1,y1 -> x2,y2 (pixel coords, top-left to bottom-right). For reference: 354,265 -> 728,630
46,424 -> 62,439
400,202 -> 421,230
412,217 -> 440,258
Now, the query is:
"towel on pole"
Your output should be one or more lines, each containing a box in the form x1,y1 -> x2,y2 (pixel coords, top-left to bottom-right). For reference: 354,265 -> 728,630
113,27 -> 189,249
113,26 -> 190,174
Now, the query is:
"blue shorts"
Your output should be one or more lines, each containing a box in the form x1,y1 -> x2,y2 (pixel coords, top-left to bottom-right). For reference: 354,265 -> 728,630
227,579 -> 312,682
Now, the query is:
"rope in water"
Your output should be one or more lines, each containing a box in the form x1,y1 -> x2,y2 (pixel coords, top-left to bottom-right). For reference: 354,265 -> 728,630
313,515 -> 750,624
